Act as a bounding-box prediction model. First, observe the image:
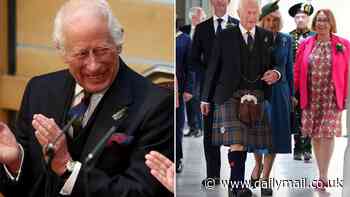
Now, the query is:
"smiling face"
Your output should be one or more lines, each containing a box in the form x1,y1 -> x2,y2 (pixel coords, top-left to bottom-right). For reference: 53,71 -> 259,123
62,11 -> 119,93
238,0 -> 260,31
261,11 -> 281,33
314,11 -> 331,36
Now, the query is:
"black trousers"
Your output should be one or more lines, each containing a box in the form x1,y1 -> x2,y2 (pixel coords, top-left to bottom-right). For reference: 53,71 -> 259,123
202,102 -> 221,178
176,93 -> 185,164
186,97 -> 202,130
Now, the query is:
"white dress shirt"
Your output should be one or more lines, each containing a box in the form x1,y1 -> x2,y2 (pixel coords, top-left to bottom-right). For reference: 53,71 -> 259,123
213,13 -> 229,33
239,24 -> 256,44
3,144 -> 24,181
190,25 -> 196,39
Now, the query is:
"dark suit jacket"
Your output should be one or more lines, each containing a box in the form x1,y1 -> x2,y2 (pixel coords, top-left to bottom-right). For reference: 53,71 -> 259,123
191,16 -> 239,74
176,32 -> 193,94
201,26 -> 279,104
0,59 -> 173,197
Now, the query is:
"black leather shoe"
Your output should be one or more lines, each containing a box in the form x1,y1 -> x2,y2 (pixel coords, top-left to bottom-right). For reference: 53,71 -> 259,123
201,177 -> 220,186
293,152 -> 302,160
194,129 -> 203,137
237,188 -> 252,197
261,187 -> 273,196
228,189 -> 237,197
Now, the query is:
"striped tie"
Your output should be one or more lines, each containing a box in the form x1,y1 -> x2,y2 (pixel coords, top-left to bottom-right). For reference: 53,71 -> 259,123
68,91 -> 91,137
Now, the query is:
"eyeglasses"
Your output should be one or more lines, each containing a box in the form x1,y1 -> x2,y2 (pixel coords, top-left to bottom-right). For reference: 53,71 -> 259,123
315,17 -> 329,24
65,45 -> 116,62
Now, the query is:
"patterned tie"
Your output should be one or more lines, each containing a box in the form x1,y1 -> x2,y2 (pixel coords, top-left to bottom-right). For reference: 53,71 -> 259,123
247,31 -> 254,51
216,18 -> 223,35
68,91 -> 91,137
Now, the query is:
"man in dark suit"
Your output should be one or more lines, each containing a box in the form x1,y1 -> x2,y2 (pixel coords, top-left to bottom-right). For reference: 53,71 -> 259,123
180,6 -> 206,39
201,0 -> 280,196
0,1 -> 172,196
176,17 -> 193,173
180,6 -> 206,138
191,0 -> 239,186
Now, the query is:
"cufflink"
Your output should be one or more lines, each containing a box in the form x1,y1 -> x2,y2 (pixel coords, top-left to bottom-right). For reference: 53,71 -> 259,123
61,160 -> 76,179
66,160 -> 77,172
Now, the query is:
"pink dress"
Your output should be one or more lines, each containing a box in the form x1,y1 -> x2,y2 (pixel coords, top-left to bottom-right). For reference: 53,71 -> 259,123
301,41 -> 342,138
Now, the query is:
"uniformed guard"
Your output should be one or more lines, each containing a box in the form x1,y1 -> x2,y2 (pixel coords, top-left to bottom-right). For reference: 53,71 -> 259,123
288,1 -> 315,162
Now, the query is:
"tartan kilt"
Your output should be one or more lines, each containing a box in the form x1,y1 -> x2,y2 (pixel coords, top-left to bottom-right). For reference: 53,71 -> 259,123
211,90 -> 273,151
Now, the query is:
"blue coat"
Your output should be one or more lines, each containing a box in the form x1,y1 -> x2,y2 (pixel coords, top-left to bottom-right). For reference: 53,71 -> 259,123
176,32 -> 194,94
268,32 -> 293,153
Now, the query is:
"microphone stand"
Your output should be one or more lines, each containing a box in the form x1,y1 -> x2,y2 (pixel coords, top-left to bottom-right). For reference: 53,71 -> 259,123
83,107 -> 128,197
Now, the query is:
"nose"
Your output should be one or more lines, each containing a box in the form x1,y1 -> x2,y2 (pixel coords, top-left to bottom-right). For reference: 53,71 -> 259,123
85,50 -> 99,72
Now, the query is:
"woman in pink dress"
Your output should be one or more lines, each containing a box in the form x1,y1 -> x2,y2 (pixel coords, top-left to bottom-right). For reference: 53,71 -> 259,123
294,9 -> 350,190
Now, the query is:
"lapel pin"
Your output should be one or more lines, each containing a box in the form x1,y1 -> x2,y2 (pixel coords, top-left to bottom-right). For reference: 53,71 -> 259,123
112,107 -> 128,121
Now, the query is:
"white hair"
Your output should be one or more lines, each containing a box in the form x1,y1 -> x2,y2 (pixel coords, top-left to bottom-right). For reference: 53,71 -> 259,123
53,0 -> 124,51
188,7 -> 206,21
238,0 -> 261,11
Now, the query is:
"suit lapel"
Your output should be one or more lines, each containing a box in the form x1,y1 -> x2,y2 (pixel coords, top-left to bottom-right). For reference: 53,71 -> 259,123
254,27 -> 263,67
51,71 -> 75,128
207,17 -> 215,40
256,27 -> 271,70
80,59 -> 133,162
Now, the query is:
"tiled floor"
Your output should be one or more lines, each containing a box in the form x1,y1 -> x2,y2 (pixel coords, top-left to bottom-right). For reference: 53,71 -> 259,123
176,113 -> 348,197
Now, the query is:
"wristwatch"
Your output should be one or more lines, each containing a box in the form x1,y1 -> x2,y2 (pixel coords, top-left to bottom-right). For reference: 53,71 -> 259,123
61,160 -> 76,179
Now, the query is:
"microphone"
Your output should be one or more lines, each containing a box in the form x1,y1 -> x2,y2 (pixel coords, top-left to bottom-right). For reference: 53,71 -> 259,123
45,114 -> 80,161
84,107 -> 128,166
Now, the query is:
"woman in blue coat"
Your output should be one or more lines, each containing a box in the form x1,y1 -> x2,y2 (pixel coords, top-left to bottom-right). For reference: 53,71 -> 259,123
250,1 -> 293,195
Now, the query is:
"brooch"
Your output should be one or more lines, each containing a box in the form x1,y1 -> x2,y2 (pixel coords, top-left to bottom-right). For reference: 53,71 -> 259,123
336,43 -> 344,53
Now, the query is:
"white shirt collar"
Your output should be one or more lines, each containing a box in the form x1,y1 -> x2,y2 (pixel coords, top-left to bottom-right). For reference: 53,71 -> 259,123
74,83 -> 108,98
74,84 -> 84,97
176,31 -> 182,37
213,13 -> 229,23
239,23 -> 256,38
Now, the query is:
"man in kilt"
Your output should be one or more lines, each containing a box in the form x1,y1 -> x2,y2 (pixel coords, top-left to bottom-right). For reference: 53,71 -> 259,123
201,0 -> 281,196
